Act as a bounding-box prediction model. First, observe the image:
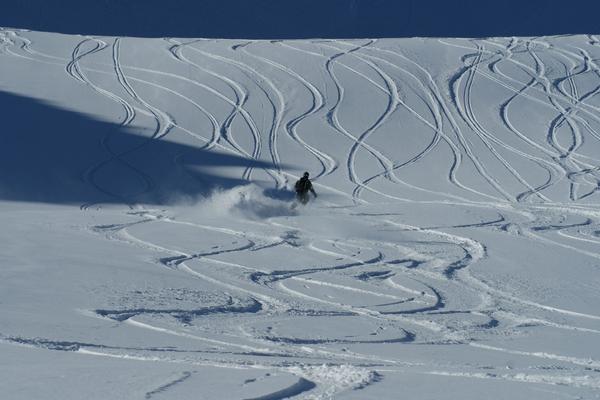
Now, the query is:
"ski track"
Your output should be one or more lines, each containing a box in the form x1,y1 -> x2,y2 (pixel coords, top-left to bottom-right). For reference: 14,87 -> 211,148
243,378 -> 316,400
359,43 -> 505,203
243,42 -> 338,179
173,39 -> 287,187
144,371 -> 193,399
320,40 -> 401,199
280,40 -> 405,203
455,44 -> 547,202
322,40 -> 405,201
442,37 -> 600,202
331,40 -> 504,204
63,37 -> 152,209
233,42 -> 286,187
338,43 -> 444,201
3,33 -> 600,396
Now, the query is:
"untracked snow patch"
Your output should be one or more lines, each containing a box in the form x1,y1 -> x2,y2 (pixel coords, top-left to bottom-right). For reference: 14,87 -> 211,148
197,185 -> 297,220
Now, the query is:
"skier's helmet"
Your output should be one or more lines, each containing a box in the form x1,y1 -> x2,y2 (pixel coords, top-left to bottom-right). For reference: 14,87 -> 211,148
303,172 -> 310,178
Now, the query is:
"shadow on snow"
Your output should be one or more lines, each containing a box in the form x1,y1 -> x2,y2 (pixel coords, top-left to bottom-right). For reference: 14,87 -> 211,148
0,90 -> 282,206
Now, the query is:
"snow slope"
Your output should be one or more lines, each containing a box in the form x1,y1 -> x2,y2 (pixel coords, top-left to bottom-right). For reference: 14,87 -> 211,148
1,29 -> 600,399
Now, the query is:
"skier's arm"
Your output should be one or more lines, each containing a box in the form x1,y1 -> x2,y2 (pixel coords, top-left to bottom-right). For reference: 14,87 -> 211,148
310,185 -> 317,197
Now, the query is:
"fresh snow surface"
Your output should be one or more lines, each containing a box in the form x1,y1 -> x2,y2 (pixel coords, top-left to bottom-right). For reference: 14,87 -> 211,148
1,29 -> 600,399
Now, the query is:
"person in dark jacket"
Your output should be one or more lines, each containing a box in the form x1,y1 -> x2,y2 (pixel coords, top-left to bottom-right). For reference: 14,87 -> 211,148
294,172 -> 317,205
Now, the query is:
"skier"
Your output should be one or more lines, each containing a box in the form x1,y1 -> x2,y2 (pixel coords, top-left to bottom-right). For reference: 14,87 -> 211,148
294,172 -> 317,205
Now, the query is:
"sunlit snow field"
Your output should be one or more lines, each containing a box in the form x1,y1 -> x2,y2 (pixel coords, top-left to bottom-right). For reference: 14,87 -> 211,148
1,29 -> 600,399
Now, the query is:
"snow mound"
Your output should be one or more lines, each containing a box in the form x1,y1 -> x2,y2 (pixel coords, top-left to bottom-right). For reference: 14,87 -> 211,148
288,364 -> 380,398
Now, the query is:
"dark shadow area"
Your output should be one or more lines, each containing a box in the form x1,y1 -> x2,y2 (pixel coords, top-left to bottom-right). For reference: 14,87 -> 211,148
0,90 -> 280,206
1,0 -> 599,39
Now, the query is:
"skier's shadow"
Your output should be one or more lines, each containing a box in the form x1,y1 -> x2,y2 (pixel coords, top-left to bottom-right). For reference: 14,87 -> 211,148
0,90 -> 283,206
